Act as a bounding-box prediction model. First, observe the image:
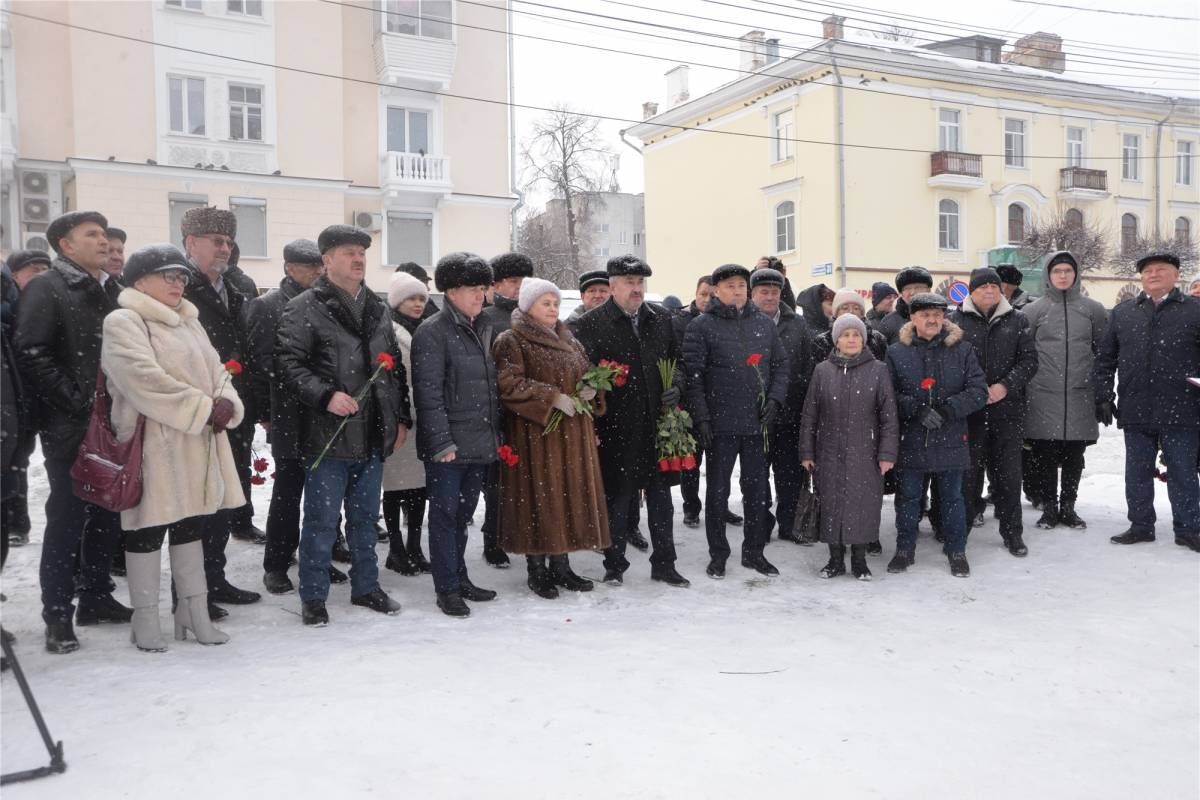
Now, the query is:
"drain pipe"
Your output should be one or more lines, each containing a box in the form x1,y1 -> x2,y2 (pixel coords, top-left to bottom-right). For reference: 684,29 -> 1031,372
1153,98 -> 1177,239
828,41 -> 847,288
508,3 -> 523,249
618,128 -> 642,158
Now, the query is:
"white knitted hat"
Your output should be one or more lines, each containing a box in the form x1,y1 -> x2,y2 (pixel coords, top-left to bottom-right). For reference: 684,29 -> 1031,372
517,277 -> 561,312
387,270 -> 428,309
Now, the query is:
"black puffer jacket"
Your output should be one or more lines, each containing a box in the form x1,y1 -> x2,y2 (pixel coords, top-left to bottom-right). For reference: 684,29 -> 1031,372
2,270 -> 33,500
184,265 -> 254,428
411,300 -> 501,464
14,257 -> 117,458
682,298 -> 789,436
479,293 -> 518,336
774,303 -> 815,425
276,277 -> 412,461
794,283 -> 832,335
244,275 -> 307,459
1095,288 -> 1200,430
949,296 -> 1038,421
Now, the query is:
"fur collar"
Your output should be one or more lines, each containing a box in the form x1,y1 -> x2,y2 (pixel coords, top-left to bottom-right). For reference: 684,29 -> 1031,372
117,286 -> 198,327
898,319 -> 964,347
959,294 -> 1013,323
512,309 -> 575,352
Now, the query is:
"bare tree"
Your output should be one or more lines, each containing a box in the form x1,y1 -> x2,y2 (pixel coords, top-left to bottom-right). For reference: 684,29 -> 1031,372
1113,232 -> 1199,279
521,107 -> 613,286
1019,208 -> 1112,273
871,24 -> 917,43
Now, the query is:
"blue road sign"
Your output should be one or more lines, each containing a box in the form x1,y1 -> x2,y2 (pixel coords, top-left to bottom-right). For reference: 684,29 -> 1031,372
948,280 -> 969,304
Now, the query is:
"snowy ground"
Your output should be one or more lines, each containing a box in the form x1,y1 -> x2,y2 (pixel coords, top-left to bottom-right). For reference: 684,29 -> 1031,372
1,427 -> 1197,799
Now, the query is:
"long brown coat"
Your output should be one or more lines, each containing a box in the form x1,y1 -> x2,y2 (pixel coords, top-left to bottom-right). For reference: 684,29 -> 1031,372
492,312 -> 610,555
798,349 -> 899,545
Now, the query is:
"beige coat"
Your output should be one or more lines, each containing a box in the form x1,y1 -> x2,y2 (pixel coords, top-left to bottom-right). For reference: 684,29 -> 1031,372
101,288 -> 245,532
382,321 -> 424,491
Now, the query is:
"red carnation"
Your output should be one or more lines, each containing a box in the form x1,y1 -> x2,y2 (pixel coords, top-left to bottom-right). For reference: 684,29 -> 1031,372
920,377 -> 936,391
681,453 -> 697,470
614,375 -> 627,388
657,458 -> 671,473
223,359 -> 243,375
376,352 -> 395,371
249,474 -> 266,486
497,445 -> 513,460
506,452 -> 519,467
669,456 -> 682,471
746,353 -> 763,367
253,457 -> 269,473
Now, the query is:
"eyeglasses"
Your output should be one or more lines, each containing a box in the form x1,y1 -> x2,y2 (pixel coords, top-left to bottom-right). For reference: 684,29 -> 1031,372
158,271 -> 190,286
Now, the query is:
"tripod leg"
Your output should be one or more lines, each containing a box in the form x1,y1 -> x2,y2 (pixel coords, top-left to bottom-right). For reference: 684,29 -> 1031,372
0,627 -> 67,784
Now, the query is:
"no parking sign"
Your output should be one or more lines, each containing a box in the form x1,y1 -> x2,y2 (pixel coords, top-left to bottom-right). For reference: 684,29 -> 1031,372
947,280 -> 969,304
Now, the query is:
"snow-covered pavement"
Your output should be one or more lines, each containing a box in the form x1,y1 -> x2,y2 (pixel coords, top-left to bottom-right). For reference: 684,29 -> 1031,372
2,428 -> 1197,799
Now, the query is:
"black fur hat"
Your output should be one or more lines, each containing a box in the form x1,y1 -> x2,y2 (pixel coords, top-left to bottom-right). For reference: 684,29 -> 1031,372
894,265 -> 933,292
489,252 -> 535,282
711,263 -> 751,285
606,254 -> 652,277
435,251 -> 492,291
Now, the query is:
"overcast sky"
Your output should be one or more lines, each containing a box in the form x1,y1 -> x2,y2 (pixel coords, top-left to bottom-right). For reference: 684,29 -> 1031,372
510,0 -> 1200,208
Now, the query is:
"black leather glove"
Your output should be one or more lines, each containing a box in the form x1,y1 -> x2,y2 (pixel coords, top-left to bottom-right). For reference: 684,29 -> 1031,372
660,385 -> 681,408
760,399 -> 780,427
695,421 -> 713,451
919,405 -> 945,431
209,397 -> 236,433
1096,401 -> 1114,427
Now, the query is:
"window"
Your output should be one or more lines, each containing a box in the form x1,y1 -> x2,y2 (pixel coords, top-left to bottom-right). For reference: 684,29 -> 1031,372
1177,141 -> 1194,186
228,85 -> 262,141
387,212 -> 433,266
227,0 -> 263,14
169,194 -> 208,250
633,232 -> 643,247
230,198 -> 267,258
166,0 -> 203,10
1177,216 -> 1192,246
1065,208 -> 1083,229
938,199 -> 959,250
618,231 -> 627,244
601,247 -> 610,258
168,76 -> 205,136
1122,134 -> 1141,181
1121,213 -> 1138,255
773,110 -> 794,161
774,201 -> 795,252
383,1 -> 452,40
1004,119 -> 1026,168
601,223 -> 610,233
938,109 -> 960,151
1007,203 -> 1027,244
1066,126 -> 1085,167
386,107 -> 430,154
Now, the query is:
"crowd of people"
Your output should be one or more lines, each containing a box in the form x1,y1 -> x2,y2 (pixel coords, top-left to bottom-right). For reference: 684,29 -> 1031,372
1,207 -> 1198,656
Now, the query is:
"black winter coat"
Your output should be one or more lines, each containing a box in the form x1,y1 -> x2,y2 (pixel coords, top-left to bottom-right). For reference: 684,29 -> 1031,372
14,257 -> 117,459
1,271 -> 33,500
682,298 -> 789,436
276,277 -> 412,461
184,266 -> 254,430
812,325 -> 889,365
223,264 -> 259,300
574,298 -> 683,494
774,303 -> 815,426
949,296 -> 1038,422
411,301 -> 501,464
794,283 -> 831,335
244,276 -> 307,459
670,301 -> 702,351
1094,289 -> 1200,430
885,320 -> 987,472
876,297 -> 914,344
479,293 -> 518,336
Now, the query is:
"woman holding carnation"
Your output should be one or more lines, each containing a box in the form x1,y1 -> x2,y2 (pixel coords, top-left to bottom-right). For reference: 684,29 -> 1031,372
491,278 -> 610,599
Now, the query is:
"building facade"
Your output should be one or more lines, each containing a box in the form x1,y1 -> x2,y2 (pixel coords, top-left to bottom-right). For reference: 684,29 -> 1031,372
1,0 -> 515,289
625,23 -> 1199,305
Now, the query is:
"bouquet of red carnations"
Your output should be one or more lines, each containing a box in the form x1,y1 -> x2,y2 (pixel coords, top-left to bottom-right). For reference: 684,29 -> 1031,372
544,358 -> 629,434
655,358 -> 698,473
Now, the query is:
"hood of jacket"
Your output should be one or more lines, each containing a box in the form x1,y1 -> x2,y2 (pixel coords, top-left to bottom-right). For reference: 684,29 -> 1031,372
1040,250 -> 1082,301
794,283 -> 830,326
117,285 -> 200,327
897,319 -> 965,347
959,293 -> 1014,324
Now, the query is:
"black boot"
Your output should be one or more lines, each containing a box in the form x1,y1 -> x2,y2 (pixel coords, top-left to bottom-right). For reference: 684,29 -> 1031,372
948,551 -> 970,577
819,544 -> 846,579
1057,503 -> 1086,529
328,565 -> 348,584
526,556 -> 559,599
850,544 -> 871,581
230,523 -> 267,544
1035,502 -> 1059,530
1111,528 -> 1155,545
741,552 -> 779,577
406,524 -> 432,573
866,540 -> 882,555
549,555 -> 593,592
437,592 -> 471,618
459,575 -> 498,602
483,543 -> 511,568
1005,532 -> 1029,557
887,549 -> 914,573
263,570 -> 294,594
302,600 -> 329,627
75,592 -> 134,626
650,565 -> 690,587
1176,533 -> 1200,552
628,528 -> 650,551
208,577 -> 262,605
45,620 -> 80,654
385,551 -> 421,576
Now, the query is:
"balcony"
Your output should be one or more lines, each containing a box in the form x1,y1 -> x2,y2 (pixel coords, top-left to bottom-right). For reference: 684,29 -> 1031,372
373,30 -> 456,90
1059,166 -> 1109,201
382,152 -> 452,201
928,151 -> 984,190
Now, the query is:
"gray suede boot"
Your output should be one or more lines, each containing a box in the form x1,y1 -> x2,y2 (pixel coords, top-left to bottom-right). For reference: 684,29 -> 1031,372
170,540 -> 229,646
126,551 -> 167,653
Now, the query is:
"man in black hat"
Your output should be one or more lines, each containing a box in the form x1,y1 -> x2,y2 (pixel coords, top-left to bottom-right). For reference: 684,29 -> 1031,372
877,266 -> 934,344
566,269 -> 609,331
949,268 -> 1038,557
246,239 -> 344,594
1096,253 -> 1200,553
395,262 -> 438,320
996,264 -> 1032,310
4,249 -> 51,294
683,263 -> 789,578
573,254 -> 691,587
277,225 -> 411,624
180,206 -> 263,612
867,282 -> 897,328
755,255 -> 795,310
15,211 -> 132,652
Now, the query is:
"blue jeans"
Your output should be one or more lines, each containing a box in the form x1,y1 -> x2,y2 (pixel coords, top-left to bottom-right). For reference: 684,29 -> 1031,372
425,461 -> 488,595
298,455 -> 383,603
895,468 -> 966,555
1123,428 -> 1200,536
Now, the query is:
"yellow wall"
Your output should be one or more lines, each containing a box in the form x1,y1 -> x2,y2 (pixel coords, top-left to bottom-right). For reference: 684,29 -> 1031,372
276,1 -> 344,181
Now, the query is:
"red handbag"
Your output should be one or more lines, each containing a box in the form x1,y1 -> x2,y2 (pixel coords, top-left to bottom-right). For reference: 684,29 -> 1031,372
70,370 -> 145,512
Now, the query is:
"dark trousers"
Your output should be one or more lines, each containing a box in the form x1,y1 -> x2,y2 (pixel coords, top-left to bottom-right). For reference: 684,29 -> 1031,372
263,456 -> 306,573
1123,427 -> 1200,536
40,456 -> 120,623
426,461 -> 488,595
896,468 -> 966,555
603,485 -> 676,573
705,434 -> 770,561
383,488 -> 427,556
126,515 -> 204,552
964,416 -> 1024,537
768,422 -> 804,537
1027,439 -> 1087,507
228,422 -> 255,529
480,462 -> 502,554
298,455 -> 383,602
680,449 -> 704,518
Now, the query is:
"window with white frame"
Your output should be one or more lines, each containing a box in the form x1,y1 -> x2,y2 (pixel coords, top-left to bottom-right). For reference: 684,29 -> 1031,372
618,231 -> 627,244
938,199 -> 959,250
386,107 -> 430,154
229,85 -> 263,141
166,0 -> 203,10
1120,212 -> 1138,255
1007,203 -> 1027,244
1004,119 -> 1026,167
1176,216 -> 1192,246
775,201 -> 795,252
937,109 -> 960,152
227,0 -> 263,15
1122,134 -> 1141,181
1177,141 -> 1193,186
387,212 -> 433,266
383,1 -> 452,40
773,109 -> 794,161
1066,126 -> 1085,167
169,194 -> 208,250
168,76 -> 206,136
230,197 -> 267,258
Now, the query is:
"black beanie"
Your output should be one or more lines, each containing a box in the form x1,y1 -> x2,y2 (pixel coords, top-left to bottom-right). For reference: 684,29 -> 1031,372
969,268 -> 1001,292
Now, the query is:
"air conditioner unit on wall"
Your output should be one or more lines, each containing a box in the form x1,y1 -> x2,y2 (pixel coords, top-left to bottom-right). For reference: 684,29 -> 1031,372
17,168 -> 64,246
351,211 -> 384,232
